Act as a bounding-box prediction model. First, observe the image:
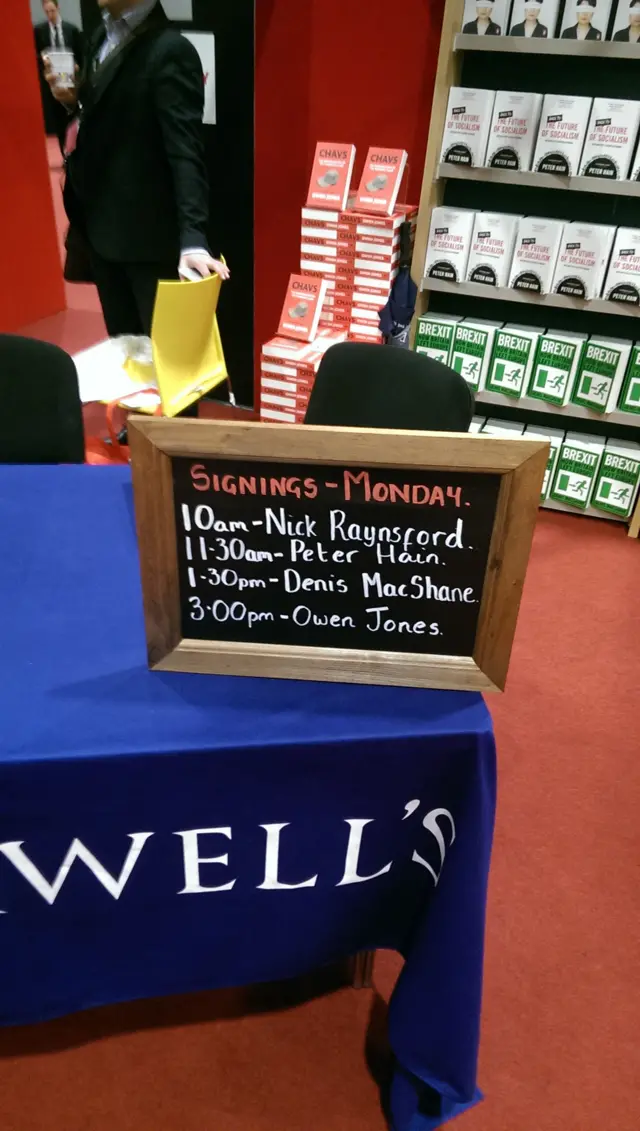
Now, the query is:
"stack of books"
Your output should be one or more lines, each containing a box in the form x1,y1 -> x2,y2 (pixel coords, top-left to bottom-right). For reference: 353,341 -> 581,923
259,330 -> 348,425
301,202 -> 417,343
260,141 -> 417,422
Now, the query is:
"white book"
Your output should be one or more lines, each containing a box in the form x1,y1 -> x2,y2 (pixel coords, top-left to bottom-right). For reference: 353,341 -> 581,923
482,418 -> 527,436
509,216 -> 565,294
508,0 -> 563,37
559,0 -> 614,41
533,94 -> 593,177
525,425 -> 566,499
603,227 -> 640,304
486,91 -> 543,171
450,318 -> 503,390
462,0 -> 511,35
440,88 -> 496,168
424,207 -> 476,282
610,0 -> 640,41
549,432 -> 606,511
590,438 -> 640,519
580,98 -> 640,180
572,337 -> 633,413
551,223 -> 616,300
466,211 -> 521,287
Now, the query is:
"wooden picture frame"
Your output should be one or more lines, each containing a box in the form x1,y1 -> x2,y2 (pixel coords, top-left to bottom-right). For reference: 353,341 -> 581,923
129,417 -> 547,692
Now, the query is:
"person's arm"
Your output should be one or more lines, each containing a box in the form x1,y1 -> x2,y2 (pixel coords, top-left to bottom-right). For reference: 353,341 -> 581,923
153,36 -> 229,280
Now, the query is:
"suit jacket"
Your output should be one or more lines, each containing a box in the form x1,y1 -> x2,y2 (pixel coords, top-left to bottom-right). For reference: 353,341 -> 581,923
462,18 -> 502,33
561,23 -> 602,38
34,20 -> 84,136
612,26 -> 639,39
510,20 -> 548,36
64,4 -> 211,264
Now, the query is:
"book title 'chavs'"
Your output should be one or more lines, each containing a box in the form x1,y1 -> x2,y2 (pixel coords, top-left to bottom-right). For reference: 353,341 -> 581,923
0,801 -> 456,913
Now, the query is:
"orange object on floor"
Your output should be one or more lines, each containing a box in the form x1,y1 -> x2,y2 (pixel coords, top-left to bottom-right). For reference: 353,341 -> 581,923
85,394 -> 161,465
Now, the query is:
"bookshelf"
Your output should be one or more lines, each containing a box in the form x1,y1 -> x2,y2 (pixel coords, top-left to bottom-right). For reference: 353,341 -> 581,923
454,33 -> 640,58
418,276 -> 640,319
437,162 -> 640,199
410,0 -> 640,535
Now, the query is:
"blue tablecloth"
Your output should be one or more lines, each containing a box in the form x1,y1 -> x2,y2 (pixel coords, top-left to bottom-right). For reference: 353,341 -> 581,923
0,466 -> 496,1131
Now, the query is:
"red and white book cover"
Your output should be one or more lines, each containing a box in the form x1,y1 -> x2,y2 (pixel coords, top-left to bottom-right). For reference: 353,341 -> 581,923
277,274 -> 329,341
306,143 -> 357,210
354,148 -> 408,216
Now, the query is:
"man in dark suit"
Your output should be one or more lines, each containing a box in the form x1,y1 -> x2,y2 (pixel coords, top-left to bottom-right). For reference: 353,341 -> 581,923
46,0 -> 229,339
34,0 -> 84,156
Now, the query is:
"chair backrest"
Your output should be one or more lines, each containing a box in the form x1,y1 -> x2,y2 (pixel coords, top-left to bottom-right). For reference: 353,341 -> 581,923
0,334 -> 85,463
304,341 -> 474,432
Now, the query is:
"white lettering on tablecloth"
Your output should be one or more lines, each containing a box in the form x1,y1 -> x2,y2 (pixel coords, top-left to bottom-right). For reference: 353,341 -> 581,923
258,823 -> 318,889
337,819 -> 393,886
0,804 -> 456,913
175,827 -> 236,893
412,809 -> 456,886
0,832 -> 153,906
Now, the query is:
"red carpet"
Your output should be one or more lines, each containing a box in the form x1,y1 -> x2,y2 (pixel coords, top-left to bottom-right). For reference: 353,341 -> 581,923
6,134 -> 639,1131
0,511 -> 638,1130
18,138 -> 106,355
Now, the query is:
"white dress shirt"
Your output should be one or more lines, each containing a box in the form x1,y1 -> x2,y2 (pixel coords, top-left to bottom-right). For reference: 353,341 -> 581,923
97,0 -> 158,64
49,17 -> 65,48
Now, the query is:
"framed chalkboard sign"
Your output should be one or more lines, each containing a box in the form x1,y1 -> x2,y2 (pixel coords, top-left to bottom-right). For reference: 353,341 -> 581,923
129,419 -> 547,691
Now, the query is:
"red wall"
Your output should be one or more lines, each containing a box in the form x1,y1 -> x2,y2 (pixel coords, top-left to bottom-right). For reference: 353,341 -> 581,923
255,0 -> 445,377
1,2 -> 65,331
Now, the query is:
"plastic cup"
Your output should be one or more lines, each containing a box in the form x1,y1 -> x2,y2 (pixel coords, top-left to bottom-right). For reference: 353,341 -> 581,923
46,49 -> 75,90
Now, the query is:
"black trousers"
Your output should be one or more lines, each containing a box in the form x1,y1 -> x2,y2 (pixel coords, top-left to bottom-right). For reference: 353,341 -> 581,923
89,252 -> 179,338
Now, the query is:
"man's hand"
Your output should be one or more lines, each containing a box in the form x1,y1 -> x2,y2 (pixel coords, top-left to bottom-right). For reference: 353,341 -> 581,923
179,252 -> 230,281
43,56 -> 79,108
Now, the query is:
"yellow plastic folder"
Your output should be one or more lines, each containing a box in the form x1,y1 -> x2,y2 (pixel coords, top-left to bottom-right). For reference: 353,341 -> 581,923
124,271 -> 228,417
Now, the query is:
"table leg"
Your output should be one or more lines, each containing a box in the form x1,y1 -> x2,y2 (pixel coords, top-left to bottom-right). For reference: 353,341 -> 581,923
351,950 -> 376,989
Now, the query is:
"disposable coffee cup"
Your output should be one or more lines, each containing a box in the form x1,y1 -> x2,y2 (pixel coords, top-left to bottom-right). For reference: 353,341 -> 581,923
46,49 -> 75,89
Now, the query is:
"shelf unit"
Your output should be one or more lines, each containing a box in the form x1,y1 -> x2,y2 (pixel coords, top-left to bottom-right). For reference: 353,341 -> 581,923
475,388 -> 639,430
541,498 -> 619,521
419,276 -> 640,318
410,0 -> 640,536
453,33 -> 640,59
436,162 -> 640,199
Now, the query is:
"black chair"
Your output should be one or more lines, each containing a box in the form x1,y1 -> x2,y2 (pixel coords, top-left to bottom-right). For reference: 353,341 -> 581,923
305,340 -> 473,992
0,335 -> 85,463
304,341 -> 474,431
